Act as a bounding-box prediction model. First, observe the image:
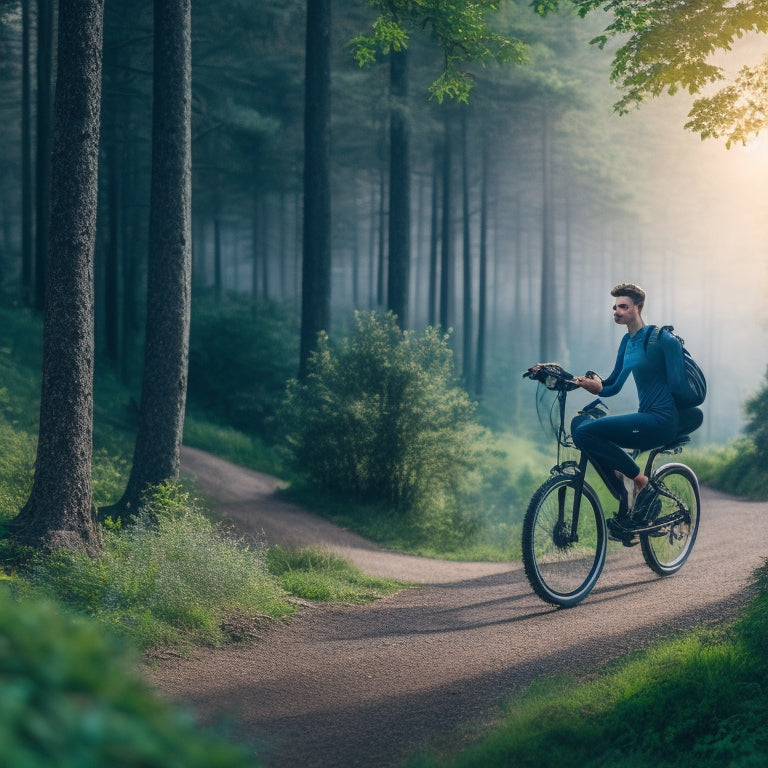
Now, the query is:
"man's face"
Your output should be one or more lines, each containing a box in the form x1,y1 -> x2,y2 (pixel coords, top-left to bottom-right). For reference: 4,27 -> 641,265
612,295 -> 640,326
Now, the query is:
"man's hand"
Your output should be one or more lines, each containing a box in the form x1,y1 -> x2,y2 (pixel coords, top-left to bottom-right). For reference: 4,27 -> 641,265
575,371 -> 602,394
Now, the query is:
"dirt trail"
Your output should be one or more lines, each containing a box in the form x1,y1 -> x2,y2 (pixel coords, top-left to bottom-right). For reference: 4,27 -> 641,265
147,445 -> 768,768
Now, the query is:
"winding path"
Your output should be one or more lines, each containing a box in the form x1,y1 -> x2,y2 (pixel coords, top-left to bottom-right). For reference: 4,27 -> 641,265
147,446 -> 768,768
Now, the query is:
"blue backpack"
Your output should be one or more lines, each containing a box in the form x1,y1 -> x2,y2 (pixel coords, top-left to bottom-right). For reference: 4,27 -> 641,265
643,325 -> 707,409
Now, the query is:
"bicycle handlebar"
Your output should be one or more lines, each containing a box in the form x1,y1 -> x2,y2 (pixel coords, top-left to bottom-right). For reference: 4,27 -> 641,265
523,363 -> 580,392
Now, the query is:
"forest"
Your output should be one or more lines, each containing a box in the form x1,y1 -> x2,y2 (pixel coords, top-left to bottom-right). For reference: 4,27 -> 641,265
0,0 -> 767,543
1,1 -> 768,765
0,0 -> 765,441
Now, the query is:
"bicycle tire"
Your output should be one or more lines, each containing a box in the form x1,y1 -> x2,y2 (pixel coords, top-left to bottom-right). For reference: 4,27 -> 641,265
522,474 -> 607,607
640,462 -> 700,576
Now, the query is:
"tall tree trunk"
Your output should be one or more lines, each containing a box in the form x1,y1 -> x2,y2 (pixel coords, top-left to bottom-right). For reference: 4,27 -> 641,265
34,0 -> 55,311
368,172 -> 377,308
261,198 -> 270,300
299,0 -> 331,378
110,0 -> 192,517
439,115 -> 452,330
461,109 -> 472,383
12,0 -> 105,554
475,132 -> 489,397
214,217 -> 223,302
387,48 -> 410,327
251,205 -> 261,306
104,146 -> 121,366
428,145 -> 439,326
377,159 -> 386,307
539,110 -> 557,360
21,0 -> 33,305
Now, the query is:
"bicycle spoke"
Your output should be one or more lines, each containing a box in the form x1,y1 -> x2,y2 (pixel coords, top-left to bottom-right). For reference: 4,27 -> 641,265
640,463 -> 700,575
522,475 -> 606,607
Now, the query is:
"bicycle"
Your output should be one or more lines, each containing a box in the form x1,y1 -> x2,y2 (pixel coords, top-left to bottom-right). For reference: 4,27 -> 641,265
520,363 -> 701,608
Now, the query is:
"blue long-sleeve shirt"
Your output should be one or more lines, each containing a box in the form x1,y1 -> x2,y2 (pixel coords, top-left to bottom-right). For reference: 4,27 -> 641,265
600,326 -> 687,417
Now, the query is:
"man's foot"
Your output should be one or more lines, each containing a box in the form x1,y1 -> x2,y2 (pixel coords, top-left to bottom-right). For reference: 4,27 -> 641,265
606,515 -> 640,546
632,484 -> 660,523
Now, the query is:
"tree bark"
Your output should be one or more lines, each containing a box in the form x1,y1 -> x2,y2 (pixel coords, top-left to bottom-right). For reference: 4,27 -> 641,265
110,0 -> 192,517
428,145 -> 439,327
439,115 -> 452,331
539,109 -> 557,361
461,109 -> 472,383
475,132 -> 489,397
34,0 -> 54,312
387,48 -> 410,327
12,0 -> 105,554
21,0 -> 33,305
299,0 -> 331,378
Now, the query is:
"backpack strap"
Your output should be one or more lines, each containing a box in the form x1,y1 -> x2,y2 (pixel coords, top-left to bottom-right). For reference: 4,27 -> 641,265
643,324 -> 676,352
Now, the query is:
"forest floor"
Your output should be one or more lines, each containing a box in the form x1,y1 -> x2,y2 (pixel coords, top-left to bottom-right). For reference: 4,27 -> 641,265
146,445 -> 768,768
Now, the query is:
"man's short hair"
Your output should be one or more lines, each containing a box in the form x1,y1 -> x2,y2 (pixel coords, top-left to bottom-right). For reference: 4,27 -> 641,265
611,283 -> 646,306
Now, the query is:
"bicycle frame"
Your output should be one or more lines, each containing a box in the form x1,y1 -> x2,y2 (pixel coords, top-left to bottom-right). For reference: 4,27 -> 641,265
547,386 -> 691,540
522,363 -> 701,606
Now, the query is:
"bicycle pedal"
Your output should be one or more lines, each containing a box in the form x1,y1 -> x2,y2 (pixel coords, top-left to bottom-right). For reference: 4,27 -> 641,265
607,517 -> 640,546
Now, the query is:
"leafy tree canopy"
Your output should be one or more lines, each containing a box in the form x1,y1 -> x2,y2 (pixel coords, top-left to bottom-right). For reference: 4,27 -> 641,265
351,0 -> 528,102
535,0 -> 768,145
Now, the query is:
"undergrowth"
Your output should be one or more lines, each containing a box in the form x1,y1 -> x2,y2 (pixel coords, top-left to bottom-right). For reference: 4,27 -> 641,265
30,482 -> 295,650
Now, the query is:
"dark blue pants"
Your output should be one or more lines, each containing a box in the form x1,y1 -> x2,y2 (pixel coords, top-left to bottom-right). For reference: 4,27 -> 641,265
571,410 -> 679,502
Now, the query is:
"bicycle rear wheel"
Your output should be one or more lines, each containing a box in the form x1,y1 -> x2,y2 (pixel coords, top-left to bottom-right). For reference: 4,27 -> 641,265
640,463 -> 700,576
522,474 -> 607,607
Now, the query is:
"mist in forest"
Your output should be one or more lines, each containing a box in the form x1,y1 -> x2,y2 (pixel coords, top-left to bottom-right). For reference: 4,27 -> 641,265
186,10 -> 767,446
2,1 -> 766,446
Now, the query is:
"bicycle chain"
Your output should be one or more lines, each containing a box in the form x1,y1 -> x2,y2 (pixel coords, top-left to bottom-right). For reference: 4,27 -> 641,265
653,477 -> 687,513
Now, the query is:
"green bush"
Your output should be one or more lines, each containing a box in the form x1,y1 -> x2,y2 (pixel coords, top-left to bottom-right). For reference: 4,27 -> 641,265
280,311 -> 497,546
187,297 -> 298,440
744,369 -> 768,462
34,482 -> 293,649
0,588 -> 258,768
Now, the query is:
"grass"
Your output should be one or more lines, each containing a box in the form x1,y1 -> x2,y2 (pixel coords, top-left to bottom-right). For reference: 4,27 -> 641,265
687,441 -> 768,501
29,483 -> 295,650
3,298 -> 768,766
0,587 -> 260,768
407,568 -> 768,767
0,303 -> 407,653
265,545 -> 405,602
183,414 -> 287,478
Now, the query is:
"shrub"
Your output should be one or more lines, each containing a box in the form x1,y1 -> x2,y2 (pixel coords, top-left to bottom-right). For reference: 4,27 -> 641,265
744,368 -> 768,461
0,589 -> 258,767
280,311 -> 495,545
687,368 -> 768,501
34,482 -> 293,649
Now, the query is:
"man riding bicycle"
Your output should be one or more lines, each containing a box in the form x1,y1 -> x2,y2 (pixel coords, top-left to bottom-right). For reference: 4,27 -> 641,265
570,283 -> 702,535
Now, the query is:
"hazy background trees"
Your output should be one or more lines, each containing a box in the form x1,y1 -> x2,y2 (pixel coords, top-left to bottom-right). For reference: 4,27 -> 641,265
0,0 -> 766,453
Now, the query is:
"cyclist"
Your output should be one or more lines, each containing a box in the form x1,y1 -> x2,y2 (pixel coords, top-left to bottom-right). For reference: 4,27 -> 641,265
571,283 -> 698,532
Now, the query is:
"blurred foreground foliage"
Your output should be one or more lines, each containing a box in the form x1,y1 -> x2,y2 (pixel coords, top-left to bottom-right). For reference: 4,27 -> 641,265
0,588 -> 259,768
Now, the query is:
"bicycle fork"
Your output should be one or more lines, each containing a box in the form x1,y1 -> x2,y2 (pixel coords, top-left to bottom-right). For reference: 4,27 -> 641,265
556,454 -> 589,545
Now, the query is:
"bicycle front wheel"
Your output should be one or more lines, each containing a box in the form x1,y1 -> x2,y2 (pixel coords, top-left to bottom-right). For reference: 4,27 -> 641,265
522,474 -> 607,607
640,463 -> 700,576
